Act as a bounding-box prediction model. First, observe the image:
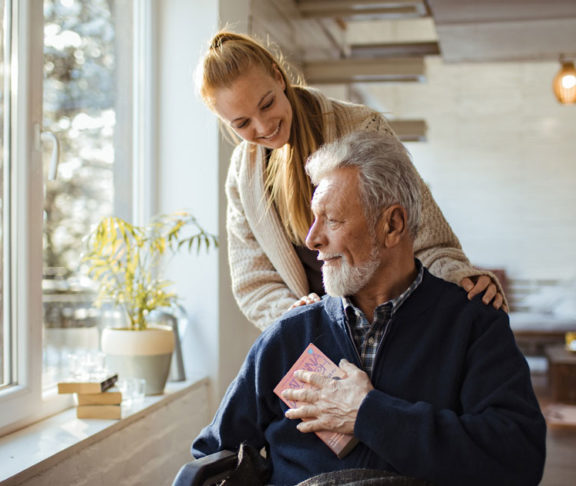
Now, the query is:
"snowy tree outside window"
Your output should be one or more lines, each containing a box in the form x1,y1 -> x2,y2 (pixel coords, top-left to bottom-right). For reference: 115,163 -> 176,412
42,0 -> 134,387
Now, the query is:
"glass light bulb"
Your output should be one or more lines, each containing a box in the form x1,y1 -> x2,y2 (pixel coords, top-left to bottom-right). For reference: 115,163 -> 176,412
561,74 -> 576,89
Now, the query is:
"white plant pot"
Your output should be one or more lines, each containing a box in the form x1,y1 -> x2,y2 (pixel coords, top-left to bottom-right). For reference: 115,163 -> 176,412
101,325 -> 175,395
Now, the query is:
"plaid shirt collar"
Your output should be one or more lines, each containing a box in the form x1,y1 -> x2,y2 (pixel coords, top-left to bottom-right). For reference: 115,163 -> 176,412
342,260 -> 424,376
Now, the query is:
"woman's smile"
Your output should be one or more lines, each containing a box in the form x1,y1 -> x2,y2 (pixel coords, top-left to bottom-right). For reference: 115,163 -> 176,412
259,121 -> 281,141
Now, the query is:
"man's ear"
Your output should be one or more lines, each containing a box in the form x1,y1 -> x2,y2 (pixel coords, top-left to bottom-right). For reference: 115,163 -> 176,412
378,205 -> 407,247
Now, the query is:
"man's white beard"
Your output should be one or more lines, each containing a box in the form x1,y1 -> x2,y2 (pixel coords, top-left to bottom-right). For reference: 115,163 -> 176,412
322,246 -> 380,297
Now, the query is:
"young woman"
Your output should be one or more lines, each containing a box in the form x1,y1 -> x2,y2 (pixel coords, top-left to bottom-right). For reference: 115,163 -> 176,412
197,31 -> 506,330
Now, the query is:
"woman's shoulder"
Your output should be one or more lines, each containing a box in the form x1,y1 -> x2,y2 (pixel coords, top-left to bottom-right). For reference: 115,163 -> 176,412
333,100 -> 393,139
228,141 -> 264,177
306,88 -> 392,137
303,88 -> 391,141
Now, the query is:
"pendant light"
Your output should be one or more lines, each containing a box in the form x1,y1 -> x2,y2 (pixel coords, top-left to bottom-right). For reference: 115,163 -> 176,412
553,56 -> 576,105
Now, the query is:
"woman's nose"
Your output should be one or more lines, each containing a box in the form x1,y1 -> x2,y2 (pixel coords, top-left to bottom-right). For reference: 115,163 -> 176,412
254,116 -> 274,136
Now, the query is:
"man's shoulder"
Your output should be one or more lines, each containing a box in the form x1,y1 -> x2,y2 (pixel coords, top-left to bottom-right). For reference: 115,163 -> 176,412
281,296 -> 341,323
261,296 -> 342,340
248,297 -> 345,373
419,269 -> 508,325
419,268 -> 467,302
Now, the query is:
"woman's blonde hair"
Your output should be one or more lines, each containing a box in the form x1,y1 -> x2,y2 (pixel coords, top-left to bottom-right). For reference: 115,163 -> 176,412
197,31 -> 323,245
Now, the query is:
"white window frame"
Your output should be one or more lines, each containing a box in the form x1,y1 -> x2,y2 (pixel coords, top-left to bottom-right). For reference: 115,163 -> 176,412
0,0 -> 155,436
132,0 -> 156,226
0,0 -> 47,435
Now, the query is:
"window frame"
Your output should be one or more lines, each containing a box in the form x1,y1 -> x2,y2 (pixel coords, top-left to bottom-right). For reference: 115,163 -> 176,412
0,0 -> 47,434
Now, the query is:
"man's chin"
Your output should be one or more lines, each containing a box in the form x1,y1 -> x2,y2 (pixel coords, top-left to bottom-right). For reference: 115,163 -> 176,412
325,284 -> 359,297
322,260 -> 377,297
323,275 -> 357,297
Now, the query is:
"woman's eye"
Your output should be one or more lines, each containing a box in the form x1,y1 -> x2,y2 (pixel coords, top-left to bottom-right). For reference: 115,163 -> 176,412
262,98 -> 274,110
236,120 -> 248,129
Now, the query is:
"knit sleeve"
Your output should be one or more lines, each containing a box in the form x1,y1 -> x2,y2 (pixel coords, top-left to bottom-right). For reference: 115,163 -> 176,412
414,180 -> 504,295
413,180 -> 507,305
225,148 -> 300,331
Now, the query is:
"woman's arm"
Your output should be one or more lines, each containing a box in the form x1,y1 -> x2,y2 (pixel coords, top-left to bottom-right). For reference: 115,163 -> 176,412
414,181 -> 508,309
225,152 -> 301,330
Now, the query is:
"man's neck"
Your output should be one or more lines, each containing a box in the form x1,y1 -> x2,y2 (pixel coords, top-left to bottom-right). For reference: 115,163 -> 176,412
350,259 -> 418,322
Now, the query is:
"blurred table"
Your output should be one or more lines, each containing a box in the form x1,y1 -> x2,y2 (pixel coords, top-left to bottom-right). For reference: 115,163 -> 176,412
545,345 -> 576,404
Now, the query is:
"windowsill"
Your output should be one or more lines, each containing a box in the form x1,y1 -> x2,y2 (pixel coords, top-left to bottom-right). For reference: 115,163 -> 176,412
0,377 -> 208,485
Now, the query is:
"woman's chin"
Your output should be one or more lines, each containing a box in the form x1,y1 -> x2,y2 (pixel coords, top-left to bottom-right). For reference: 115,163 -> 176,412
259,138 -> 288,150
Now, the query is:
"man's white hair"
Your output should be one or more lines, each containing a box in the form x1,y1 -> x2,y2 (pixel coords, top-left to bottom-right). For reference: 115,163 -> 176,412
306,130 -> 422,238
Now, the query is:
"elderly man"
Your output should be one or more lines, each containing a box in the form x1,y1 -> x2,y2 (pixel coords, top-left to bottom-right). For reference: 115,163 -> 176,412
190,131 -> 546,486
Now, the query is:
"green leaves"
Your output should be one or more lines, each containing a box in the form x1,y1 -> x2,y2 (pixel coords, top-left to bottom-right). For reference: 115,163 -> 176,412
82,211 -> 218,330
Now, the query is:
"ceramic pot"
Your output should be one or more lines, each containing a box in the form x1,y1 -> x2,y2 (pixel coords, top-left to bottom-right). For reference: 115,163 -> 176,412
101,325 -> 174,395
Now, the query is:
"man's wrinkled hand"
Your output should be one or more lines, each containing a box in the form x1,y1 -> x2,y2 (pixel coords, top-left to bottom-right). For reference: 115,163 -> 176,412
282,359 -> 373,435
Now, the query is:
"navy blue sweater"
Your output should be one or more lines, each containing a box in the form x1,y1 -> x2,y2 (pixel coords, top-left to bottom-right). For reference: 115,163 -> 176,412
192,270 -> 546,485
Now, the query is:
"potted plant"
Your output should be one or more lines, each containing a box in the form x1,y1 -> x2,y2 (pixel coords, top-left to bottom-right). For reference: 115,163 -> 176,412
82,211 -> 218,394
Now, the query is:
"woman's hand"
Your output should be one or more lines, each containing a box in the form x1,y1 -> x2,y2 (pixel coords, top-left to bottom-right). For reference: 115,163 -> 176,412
460,275 -> 508,312
290,293 -> 321,310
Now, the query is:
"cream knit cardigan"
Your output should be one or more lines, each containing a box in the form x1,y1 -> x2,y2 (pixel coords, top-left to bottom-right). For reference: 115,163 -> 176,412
225,89 -> 503,330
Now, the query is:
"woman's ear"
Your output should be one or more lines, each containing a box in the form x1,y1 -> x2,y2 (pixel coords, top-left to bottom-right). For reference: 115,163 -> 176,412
378,205 -> 407,247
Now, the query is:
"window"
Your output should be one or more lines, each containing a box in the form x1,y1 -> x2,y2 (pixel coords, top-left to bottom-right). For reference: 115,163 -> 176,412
0,0 -> 145,433
0,0 -> 8,391
42,0 -> 133,388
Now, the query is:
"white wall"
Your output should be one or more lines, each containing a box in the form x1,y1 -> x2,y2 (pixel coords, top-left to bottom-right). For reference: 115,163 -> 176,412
156,0 -> 220,412
362,58 -> 576,280
156,0 -> 260,412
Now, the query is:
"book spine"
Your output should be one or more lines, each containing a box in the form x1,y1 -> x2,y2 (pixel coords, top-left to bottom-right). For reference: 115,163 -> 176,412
76,405 -> 122,420
76,392 -> 122,405
57,374 -> 119,394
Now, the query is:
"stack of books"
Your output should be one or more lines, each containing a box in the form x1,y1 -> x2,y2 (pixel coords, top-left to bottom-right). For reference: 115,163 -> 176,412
58,373 -> 122,419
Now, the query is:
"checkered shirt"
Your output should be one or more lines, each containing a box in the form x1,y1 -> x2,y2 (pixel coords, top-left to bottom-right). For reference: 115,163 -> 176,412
343,261 -> 424,377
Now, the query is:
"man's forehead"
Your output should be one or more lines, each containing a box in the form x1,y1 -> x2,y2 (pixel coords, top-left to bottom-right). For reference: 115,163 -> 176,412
312,168 -> 360,208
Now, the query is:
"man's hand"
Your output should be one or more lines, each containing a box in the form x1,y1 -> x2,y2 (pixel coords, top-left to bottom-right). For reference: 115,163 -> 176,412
460,275 -> 508,312
282,359 -> 373,435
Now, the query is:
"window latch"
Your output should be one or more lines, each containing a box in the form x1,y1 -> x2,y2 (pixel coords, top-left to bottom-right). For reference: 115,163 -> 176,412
34,124 -> 60,181
41,130 -> 60,181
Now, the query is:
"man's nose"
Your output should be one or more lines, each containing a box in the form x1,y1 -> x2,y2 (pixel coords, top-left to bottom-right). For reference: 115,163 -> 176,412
305,220 -> 322,250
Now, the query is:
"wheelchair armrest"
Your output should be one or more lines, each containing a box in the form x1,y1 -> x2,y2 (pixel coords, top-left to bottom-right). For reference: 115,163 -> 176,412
172,450 -> 237,486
